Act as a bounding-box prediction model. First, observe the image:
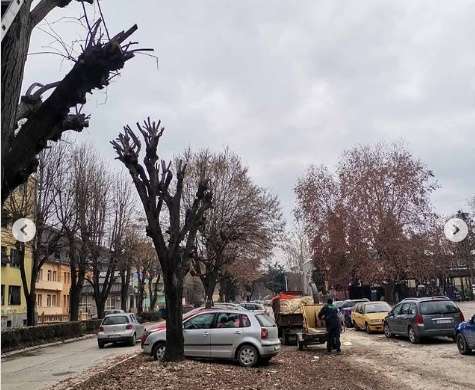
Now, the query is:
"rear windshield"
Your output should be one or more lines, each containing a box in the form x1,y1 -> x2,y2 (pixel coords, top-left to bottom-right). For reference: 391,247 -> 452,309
256,314 -> 276,327
364,302 -> 391,313
420,301 -> 459,315
102,315 -> 129,325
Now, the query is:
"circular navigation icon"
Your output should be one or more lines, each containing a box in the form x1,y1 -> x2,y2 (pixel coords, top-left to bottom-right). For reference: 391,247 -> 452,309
12,218 -> 36,243
444,218 -> 468,243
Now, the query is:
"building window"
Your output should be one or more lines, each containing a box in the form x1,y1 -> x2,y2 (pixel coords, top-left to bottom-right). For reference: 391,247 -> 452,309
63,295 -> 66,308
9,286 -> 21,305
1,246 -> 9,266
1,285 -> 4,305
37,269 -> 43,281
52,295 -> 57,306
63,272 -> 67,283
7,320 -> 12,328
37,294 -> 43,307
10,248 -> 22,267
53,271 -> 57,281
47,294 -> 52,307
47,270 -> 52,281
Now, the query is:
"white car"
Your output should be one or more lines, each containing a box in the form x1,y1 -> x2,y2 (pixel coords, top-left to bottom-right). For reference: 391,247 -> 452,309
97,313 -> 145,348
142,309 -> 280,367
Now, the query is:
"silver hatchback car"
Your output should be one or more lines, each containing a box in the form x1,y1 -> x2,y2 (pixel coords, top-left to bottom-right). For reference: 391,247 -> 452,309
142,309 -> 280,367
97,313 -> 145,348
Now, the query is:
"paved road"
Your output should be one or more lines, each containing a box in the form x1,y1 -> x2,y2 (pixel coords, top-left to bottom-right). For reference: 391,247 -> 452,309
1,322 -> 161,390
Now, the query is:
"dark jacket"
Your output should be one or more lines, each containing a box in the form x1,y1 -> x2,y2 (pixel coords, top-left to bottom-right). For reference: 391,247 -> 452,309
318,304 -> 340,330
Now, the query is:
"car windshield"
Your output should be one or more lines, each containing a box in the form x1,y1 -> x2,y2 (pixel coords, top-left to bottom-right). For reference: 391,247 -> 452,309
420,301 -> 459,315
102,315 -> 129,325
256,313 -> 276,327
364,302 -> 391,313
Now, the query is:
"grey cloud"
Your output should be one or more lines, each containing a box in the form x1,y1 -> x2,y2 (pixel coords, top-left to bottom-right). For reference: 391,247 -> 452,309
22,0 -> 475,223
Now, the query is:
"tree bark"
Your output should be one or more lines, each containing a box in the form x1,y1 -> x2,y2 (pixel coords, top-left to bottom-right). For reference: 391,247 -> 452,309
163,267 -> 184,361
120,266 -> 131,311
1,0 -> 33,161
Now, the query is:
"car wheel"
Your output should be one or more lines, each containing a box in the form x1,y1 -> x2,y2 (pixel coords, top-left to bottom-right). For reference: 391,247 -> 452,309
153,342 -> 166,361
97,340 -> 105,349
364,323 -> 371,334
456,333 -> 472,355
345,318 -> 352,328
129,333 -> 136,346
408,326 -> 419,344
384,322 -> 392,338
353,321 -> 359,331
237,344 -> 259,367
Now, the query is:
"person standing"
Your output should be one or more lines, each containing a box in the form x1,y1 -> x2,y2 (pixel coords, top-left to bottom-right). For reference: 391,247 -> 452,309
318,298 -> 341,353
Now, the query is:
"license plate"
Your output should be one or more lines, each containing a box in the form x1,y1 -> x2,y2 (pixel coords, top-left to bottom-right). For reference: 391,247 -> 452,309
436,319 -> 453,324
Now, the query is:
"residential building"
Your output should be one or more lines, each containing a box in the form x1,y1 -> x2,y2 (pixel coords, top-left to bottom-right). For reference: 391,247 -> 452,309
1,180 -> 35,328
36,248 -> 71,323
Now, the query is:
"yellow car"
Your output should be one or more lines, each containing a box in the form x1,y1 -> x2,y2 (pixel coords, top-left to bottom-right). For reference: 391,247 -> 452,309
351,301 -> 392,333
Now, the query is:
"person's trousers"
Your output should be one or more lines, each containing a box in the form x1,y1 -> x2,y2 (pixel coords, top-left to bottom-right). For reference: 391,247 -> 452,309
327,327 -> 341,352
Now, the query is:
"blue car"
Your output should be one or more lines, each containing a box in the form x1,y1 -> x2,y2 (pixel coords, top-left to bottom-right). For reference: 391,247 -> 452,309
455,313 -> 475,355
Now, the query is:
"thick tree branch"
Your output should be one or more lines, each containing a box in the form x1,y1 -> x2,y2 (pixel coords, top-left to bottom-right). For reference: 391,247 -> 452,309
30,0 -> 94,30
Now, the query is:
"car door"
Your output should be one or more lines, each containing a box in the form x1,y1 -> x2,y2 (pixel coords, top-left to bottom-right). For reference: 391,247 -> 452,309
183,313 -> 216,357
131,314 -> 144,338
387,303 -> 404,335
209,312 -> 247,358
352,304 -> 362,328
467,315 -> 475,348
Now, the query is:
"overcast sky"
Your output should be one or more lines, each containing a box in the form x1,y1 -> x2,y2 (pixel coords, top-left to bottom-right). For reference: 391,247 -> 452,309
24,0 -> 475,225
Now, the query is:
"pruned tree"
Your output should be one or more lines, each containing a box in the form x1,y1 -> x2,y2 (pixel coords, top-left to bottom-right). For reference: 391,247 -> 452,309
185,148 -> 283,307
111,118 -> 212,361
2,143 -> 66,325
2,0 -> 151,203
263,262 -> 286,295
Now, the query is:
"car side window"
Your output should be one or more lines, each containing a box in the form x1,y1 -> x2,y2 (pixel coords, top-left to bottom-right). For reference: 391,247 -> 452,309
400,303 -> 411,315
184,313 -> 215,330
216,312 -> 240,328
240,314 -> 251,327
392,304 -> 403,315
408,303 -> 417,316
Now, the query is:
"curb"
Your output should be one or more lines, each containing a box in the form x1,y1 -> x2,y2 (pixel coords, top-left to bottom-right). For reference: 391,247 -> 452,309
64,352 -> 139,390
1,333 -> 97,359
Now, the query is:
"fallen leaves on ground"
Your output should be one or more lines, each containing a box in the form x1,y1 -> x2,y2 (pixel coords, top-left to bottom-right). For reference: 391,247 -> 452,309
68,347 -> 394,390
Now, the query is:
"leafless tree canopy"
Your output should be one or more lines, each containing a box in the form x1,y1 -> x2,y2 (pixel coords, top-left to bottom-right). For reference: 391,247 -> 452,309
184,148 -> 284,307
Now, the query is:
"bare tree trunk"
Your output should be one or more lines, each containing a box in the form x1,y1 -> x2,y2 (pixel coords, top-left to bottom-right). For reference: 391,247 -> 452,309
201,273 -> 217,308
1,0 -> 33,161
163,268 -> 184,361
149,276 -> 160,311
120,266 -> 131,311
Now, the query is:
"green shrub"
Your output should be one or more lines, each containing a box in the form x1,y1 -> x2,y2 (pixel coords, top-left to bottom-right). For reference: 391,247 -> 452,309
1,319 -> 101,353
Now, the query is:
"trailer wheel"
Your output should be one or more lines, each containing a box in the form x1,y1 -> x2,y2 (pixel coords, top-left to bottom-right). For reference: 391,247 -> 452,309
298,340 -> 304,351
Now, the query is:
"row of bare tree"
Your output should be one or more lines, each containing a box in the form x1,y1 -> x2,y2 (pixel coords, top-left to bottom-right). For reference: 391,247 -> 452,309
112,119 -> 283,360
294,143 -> 473,300
4,142 -> 161,324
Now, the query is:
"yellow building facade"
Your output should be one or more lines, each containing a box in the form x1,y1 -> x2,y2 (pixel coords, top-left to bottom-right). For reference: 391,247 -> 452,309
36,256 -> 71,323
1,181 -> 35,328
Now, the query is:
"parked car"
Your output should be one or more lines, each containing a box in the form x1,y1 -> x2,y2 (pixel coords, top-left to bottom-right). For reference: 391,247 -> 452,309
103,309 -> 125,317
97,313 -> 145,348
339,298 -> 370,327
455,313 -> 475,355
352,301 -> 392,333
142,309 -> 281,367
240,302 -> 266,312
383,296 -> 464,344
